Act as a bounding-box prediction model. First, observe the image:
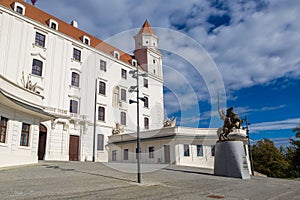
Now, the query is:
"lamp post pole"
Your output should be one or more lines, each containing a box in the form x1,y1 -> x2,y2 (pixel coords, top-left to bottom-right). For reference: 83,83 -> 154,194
129,66 -> 147,184
136,67 -> 141,184
93,78 -> 97,162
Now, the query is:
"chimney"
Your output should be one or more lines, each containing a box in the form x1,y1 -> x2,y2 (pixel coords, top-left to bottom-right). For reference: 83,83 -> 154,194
71,20 -> 78,28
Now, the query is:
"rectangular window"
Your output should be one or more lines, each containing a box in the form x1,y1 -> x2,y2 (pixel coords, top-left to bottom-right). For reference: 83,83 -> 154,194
69,100 -> 78,113
144,79 -> 148,88
121,69 -> 127,79
73,48 -> 81,61
211,145 -> 215,157
98,106 -> 105,121
120,89 -> 126,101
100,60 -> 106,71
71,72 -> 80,87
35,32 -> 45,47
99,81 -> 106,95
184,144 -> 190,157
16,6 -> 23,14
84,38 -> 89,45
144,117 -> 149,129
120,112 -> 126,125
144,96 -> 149,108
20,123 -> 30,146
97,134 -> 104,151
50,22 -> 57,30
32,59 -> 43,76
114,52 -> 120,59
112,150 -> 117,161
197,145 -> 203,157
0,117 -> 8,143
149,146 -> 155,158
123,149 -> 129,160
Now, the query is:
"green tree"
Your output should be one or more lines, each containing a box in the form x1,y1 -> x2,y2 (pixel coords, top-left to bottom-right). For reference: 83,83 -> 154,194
292,125 -> 300,138
285,139 -> 300,177
252,139 -> 289,178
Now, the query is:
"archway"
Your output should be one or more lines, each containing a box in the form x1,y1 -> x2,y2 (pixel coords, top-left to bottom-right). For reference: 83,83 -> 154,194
38,124 -> 47,160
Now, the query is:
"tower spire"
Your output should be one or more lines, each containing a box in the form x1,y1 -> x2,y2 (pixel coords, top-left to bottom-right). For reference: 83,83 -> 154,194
138,20 -> 155,35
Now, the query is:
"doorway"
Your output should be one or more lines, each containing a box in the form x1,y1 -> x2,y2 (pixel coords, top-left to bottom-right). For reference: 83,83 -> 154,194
69,135 -> 79,161
164,145 -> 170,164
38,124 -> 47,160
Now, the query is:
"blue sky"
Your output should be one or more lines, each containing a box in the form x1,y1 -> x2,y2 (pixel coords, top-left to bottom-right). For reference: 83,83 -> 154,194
33,0 -> 300,146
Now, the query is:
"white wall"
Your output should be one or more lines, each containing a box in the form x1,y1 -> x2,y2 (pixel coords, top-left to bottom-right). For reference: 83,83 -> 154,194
0,104 -> 40,168
0,4 -> 165,164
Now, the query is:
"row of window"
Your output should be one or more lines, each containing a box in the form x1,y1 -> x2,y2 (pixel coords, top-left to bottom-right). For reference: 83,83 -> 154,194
69,101 -> 150,128
97,106 -> 149,128
111,146 -> 155,161
183,144 -> 215,157
0,117 -> 31,147
34,31 -> 150,88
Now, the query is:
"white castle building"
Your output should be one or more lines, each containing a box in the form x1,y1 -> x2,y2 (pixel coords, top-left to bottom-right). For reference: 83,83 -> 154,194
0,0 -> 250,171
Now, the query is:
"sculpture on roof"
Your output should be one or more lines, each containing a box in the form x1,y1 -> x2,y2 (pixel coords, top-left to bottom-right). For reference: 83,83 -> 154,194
21,71 -> 37,92
218,95 -> 243,141
163,116 -> 176,128
112,122 -> 124,135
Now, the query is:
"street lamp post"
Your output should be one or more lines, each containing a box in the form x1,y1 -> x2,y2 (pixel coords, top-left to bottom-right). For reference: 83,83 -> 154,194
129,66 -> 147,184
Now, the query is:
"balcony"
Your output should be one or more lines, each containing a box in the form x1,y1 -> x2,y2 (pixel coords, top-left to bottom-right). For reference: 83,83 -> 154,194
44,106 -> 87,121
0,74 -> 44,109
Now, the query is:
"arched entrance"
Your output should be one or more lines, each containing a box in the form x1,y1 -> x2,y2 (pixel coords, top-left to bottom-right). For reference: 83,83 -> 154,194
38,124 -> 47,160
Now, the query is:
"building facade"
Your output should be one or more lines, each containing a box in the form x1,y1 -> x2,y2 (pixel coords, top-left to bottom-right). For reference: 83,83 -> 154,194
0,0 -> 251,172
0,0 -> 164,167
108,127 -> 251,171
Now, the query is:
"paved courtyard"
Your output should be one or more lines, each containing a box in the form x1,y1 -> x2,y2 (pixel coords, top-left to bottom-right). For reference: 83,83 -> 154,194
0,161 -> 299,200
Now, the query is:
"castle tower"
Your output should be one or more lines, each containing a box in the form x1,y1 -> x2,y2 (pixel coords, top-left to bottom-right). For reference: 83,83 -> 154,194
134,20 -> 163,78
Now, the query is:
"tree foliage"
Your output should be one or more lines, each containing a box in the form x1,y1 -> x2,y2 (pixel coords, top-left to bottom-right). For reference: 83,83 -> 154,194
251,139 -> 289,178
292,125 -> 300,138
251,125 -> 300,178
285,139 -> 300,177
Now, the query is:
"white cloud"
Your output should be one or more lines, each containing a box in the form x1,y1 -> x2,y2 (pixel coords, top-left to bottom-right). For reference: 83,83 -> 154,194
36,0 -> 300,125
250,118 -> 300,132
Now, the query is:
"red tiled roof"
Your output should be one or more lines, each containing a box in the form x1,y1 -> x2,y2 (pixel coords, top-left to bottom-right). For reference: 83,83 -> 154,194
138,20 -> 155,35
0,0 -> 133,65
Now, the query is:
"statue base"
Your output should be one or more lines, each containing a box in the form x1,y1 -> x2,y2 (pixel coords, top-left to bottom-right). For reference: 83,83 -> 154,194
214,140 -> 250,179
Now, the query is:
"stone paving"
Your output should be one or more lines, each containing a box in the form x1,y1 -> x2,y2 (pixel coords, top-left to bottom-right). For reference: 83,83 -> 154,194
0,161 -> 299,199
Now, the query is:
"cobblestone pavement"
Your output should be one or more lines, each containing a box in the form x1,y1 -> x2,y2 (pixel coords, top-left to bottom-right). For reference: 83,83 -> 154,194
0,161 -> 299,200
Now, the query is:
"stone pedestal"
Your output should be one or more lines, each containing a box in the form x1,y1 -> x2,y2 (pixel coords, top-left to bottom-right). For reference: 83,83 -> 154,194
214,140 -> 250,179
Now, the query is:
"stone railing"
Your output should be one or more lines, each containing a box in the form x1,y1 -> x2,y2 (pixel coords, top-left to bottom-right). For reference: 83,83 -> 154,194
44,106 -> 87,120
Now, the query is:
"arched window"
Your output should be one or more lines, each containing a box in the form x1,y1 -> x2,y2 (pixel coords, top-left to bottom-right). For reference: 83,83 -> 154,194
69,100 -> 79,113
144,96 -> 149,108
98,106 -> 105,121
144,117 -> 149,129
32,59 -> 43,76
71,72 -> 80,87
120,112 -> 126,125
99,81 -> 106,95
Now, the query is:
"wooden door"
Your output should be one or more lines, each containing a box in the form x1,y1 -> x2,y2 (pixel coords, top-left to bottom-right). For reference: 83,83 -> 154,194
164,145 -> 170,164
38,125 -> 47,160
69,135 -> 79,161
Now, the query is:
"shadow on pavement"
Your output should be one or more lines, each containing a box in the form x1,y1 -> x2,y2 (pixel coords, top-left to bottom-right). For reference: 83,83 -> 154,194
42,164 -> 137,183
163,167 -> 214,177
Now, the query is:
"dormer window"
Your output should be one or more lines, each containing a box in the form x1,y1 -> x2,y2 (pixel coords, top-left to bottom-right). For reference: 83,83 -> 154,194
13,2 -> 26,15
82,35 -> 90,46
131,59 -> 137,67
113,51 -> 120,59
47,19 -> 59,30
